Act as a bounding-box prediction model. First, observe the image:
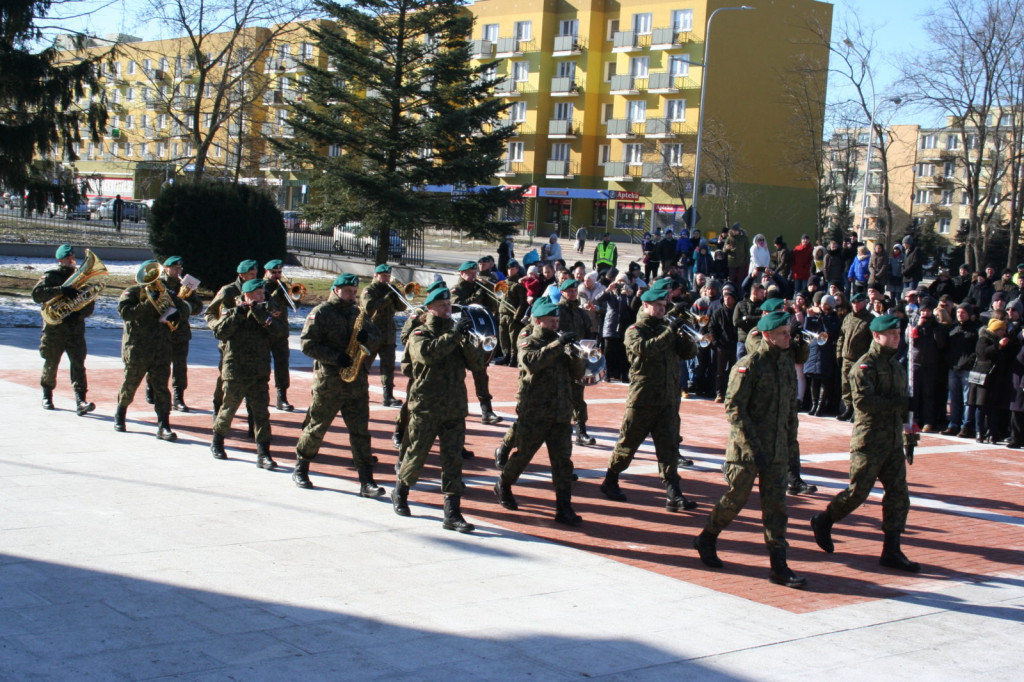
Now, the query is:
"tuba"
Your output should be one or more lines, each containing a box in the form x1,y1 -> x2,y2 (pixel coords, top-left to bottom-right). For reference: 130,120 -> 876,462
340,308 -> 370,382
41,249 -> 109,326
137,260 -> 179,332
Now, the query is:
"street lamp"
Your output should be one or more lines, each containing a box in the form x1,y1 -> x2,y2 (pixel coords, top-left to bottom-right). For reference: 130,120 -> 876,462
689,5 -> 755,230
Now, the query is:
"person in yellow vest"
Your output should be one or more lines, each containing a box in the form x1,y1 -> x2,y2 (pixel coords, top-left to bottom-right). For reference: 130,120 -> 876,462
593,234 -> 618,277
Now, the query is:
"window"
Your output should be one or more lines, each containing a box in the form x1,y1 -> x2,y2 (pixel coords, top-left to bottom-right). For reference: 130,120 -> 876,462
946,135 -> 960,150
482,23 -> 499,42
551,143 -> 570,161
507,141 -> 524,161
482,65 -> 497,82
632,13 -> 653,34
663,143 -> 683,166
171,142 -> 178,157
514,20 -> 532,41
604,61 -> 616,82
212,144 -> 222,158
301,43 -> 313,60
962,191 -> 970,205
594,200 -> 607,225
203,113 -> 212,129
126,114 -> 134,129
509,101 -> 527,122
512,61 -> 529,82
602,103 -> 614,123
125,142 -> 133,157
554,102 -> 573,120
966,134 -> 979,150
126,87 -> 134,102
598,144 -> 610,165
669,55 -> 690,77
914,190 -> 931,204
607,19 -> 619,40
624,143 -> 643,164
857,132 -> 869,144
629,56 -> 649,78
666,99 -> 686,121
114,62 -> 121,77
938,218 -> 951,234
627,100 -> 646,122
127,60 -> 136,75
143,58 -> 152,71
941,190 -> 953,205
672,9 -> 694,33
140,114 -> 149,129
920,134 -> 937,149
944,161 -> 956,176
559,19 -> 578,37
140,143 -> 148,157
155,142 -> 164,157
204,84 -> 212,97
157,114 -> 166,129
915,163 -> 934,177
557,61 -> 576,79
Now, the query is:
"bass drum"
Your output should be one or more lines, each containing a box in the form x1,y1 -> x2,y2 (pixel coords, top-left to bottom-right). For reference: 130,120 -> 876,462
452,304 -> 498,352
580,354 -> 606,385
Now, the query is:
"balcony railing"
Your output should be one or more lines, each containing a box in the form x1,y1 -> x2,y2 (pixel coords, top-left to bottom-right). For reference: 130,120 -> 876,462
612,30 -> 648,52
649,27 -> 696,49
644,118 -> 694,138
641,162 -> 670,182
550,77 -> 580,95
603,161 -> 636,181
552,35 -> 584,55
470,39 -> 494,58
495,37 -> 535,56
548,119 -> 578,138
609,74 -> 644,94
495,159 -> 526,176
546,160 -> 577,178
494,79 -> 530,96
606,119 -> 638,138
647,71 -> 699,92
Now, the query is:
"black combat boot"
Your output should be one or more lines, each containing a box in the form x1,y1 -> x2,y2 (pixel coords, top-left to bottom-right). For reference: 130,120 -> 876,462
42,387 -> 55,410
292,457 -> 313,489
462,447 -> 475,460
442,495 -> 475,533
575,423 -> 596,446
787,473 -> 818,495
480,399 -> 503,425
554,488 -> 582,526
768,548 -> 808,588
357,467 -> 385,497
810,512 -> 835,553
156,415 -> 177,441
600,470 -> 628,502
879,531 -> 920,572
392,481 -> 411,516
75,391 -> 95,416
493,476 -> 518,510
381,387 -> 403,408
256,441 -> 277,470
114,405 -> 127,432
145,383 -> 154,405
210,432 -> 228,460
836,402 -> 852,422
665,479 -> 698,512
693,530 -> 724,568
276,389 -> 294,412
493,442 -> 510,470
392,418 -> 404,448
173,389 -> 190,413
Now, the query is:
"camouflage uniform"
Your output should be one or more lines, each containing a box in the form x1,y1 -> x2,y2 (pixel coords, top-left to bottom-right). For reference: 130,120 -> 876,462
31,265 -> 94,395
359,279 -> 401,396
295,293 -> 382,469
264,280 -> 292,394
824,341 -> 911,531
836,307 -> 874,409
204,277 -> 245,410
499,274 -> 528,364
398,314 -> 486,494
558,297 -> 594,430
210,301 -> 286,445
704,336 -> 798,550
391,308 -> 428,452
116,284 -> 181,417
451,278 -> 495,405
156,273 -> 202,397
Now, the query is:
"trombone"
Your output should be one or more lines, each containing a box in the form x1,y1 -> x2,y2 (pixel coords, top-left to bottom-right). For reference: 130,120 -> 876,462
278,276 -> 307,313
475,278 -> 514,314
386,278 -> 422,311
801,329 -> 829,346
681,309 -> 710,328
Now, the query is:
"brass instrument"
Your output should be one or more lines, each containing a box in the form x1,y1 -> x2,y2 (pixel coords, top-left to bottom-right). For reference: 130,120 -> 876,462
668,315 -> 712,348
137,260 -> 179,332
386,278 -> 422,311
277,275 -> 307,312
452,304 -> 498,352
801,329 -> 829,346
682,309 -> 710,328
235,295 -> 275,328
340,308 -> 370,382
41,249 -> 109,325
178,273 -> 200,299
475,277 -> 515,315
569,339 -> 603,362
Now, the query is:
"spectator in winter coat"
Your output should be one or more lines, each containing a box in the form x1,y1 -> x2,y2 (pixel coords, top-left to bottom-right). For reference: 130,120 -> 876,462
823,239 -> 845,286
868,242 -> 889,291
791,234 -> 814,291
748,233 -> 772,274
847,245 -> 871,293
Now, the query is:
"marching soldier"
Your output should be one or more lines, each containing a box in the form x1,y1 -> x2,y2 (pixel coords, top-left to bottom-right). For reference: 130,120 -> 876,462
835,292 -> 873,421
114,260 -> 184,441
493,297 -> 585,525
810,314 -> 920,572
450,260 -> 502,424
205,259 -> 259,415
291,274 -> 384,496
495,259 -> 526,366
263,259 -> 294,411
392,286 -> 486,533
146,256 -> 202,412
360,264 -> 404,408
31,244 -> 96,415
209,278 -> 287,469
557,279 -> 598,445
600,279 -> 700,512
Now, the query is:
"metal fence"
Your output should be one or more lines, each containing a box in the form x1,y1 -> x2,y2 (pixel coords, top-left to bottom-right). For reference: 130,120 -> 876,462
285,220 -> 425,267
0,206 -> 151,248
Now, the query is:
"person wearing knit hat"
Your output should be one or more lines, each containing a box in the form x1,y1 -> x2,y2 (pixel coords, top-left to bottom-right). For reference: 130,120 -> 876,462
906,297 -> 947,433
153,255 -> 203,413
835,290 -> 874,422
32,243 -> 96,414
204,258 -> 261,417
695,302 -> 808,588
810,312 -> 920,573
450,257 -> 502,425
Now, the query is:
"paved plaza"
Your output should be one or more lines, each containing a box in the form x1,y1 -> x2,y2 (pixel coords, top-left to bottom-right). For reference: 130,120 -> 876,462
1,325 -> 1023,680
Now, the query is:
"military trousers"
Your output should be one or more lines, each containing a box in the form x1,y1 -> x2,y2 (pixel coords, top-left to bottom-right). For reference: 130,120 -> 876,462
170,338 -> 190,392
368,343 -> 396,390
503,418 -> 574,489
498,315 -> 523,363
213,374 -> 271,444
118,360 -> 171,416
471,365 -> 492,402
570,382 -> 588,426
706,460 -> 789,551
270,336 -> 290,390
39,328 -> 88,393
500,419 -> 520,452
296,375 -> 373,469
398,412 -> 466,495
840,358 -> 854,407
826,448 -> 909,534
608,402 -> 681,484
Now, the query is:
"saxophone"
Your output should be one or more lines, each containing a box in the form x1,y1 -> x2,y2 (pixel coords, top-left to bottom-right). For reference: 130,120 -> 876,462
41,249 -> 109,325
340,307 -> 370,383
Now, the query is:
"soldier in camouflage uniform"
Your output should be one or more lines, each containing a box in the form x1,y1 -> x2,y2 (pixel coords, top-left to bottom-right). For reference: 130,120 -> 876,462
810,314 -> 920,572
263,259 -> 295,412
145,256 -> 202,412
450,260 -> 502,424
205,259 -> 259,415
209,278 -> 287,469
495,259 -> 526,366
392,286 -> 486,533
31,244 -> 96,415
835,292 -> 873,421
493,297 -> 586,525
291,274 -> 383,496
693,310 -> 807,588
600,280 -> 700,512
114,260 -> 184,441
558,279 -> 598,446
360,263 -> 404,408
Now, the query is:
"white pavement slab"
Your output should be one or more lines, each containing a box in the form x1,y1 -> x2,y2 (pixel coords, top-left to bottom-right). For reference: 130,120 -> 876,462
1,327 -> 1023,680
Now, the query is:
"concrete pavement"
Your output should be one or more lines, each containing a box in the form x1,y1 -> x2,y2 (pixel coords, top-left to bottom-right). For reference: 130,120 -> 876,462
1,326 -> 1023,680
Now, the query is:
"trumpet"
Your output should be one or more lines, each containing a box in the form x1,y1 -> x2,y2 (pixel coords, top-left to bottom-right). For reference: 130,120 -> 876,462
277,275 -> 307,312
569,338 -> 603,362
801,329 -> 829,346
137,260 -> 178,332
681,323 -> 712,348
386,278 -> 422,311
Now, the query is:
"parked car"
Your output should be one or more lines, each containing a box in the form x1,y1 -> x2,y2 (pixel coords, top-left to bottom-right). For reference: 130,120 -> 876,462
87,197 -> 105,211
282,211 -> 302,231
332,222 -> 406,259
98,199 -> 142,222
64,202 -> 92,220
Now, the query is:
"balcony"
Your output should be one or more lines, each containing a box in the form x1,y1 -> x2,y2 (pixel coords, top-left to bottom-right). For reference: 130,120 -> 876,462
918,174 -> 945,188
496,36 -> 535,57
495,159 -> 526,177
612,30 -> 647,52
262,123 -> 294,138
550,77 -> 580,96
470,40 -> 494,59
647,71 -> 700,93
494,79 -> 530,97
603,161 -> 636,181
259,153 -> 293,172
552,35 -> 584,56
610,74 -> 646,95
649,27 -> 695,49
644,118 -> 694,138
263,90 -> 285,105
547,119 -> 578,138
546,160 -> 577,178
641,162 -> 670,182
142,127 -> 156,139
606,118 -> 638,138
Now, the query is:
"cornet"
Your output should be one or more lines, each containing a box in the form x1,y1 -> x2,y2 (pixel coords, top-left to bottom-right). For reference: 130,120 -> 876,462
801,329 -> 829,346
386,278 -> 422,311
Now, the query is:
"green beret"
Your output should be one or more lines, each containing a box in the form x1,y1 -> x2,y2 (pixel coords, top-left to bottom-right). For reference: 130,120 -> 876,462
264,259 -> 284,271
559,279 -> 579,291
425,287 -> 450,305
640,287 -> 668,303
242,278 -> 264,293
869,314 -> 900,332
427,280 -> 448,293
850,292 -> 868,303
237,259 -> 258,274
458,260 -> 478,272
759,298 -> 785,312
757,310 -> 790,332
531,297 -> 560,318
375,264 -> 392,274
332,273 -> 359,288
163,256 -> 183,267
55,244 -> 74,259
137,259 -> 158,278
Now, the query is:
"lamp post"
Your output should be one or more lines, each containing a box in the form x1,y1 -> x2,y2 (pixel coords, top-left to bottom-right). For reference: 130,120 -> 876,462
689,5 -> 755,230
